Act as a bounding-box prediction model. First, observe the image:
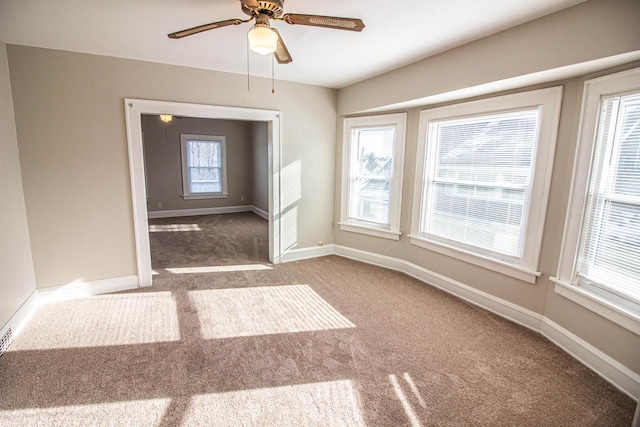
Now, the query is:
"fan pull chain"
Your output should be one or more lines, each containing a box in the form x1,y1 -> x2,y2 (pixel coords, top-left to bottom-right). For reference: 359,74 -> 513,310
272,55 -> 275,94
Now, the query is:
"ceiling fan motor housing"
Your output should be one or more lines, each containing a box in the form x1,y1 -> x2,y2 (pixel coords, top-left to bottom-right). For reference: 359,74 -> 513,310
242,0 -> 284,18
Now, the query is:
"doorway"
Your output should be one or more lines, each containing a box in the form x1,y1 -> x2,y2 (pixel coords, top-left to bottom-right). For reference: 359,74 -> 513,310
124,99 -> 283,288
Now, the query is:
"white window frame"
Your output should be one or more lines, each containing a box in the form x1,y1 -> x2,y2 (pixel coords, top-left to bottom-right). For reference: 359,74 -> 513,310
180,134 -> 228,200
409,87 -> 563,284
552,67 -> 640,334
339,113 -> 407,240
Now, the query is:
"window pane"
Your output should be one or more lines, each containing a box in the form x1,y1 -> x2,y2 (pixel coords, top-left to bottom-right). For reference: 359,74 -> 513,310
349,127 -> 395,224
423,110 -> 539,257
577,93 -> 640,303
189,167 -> 221,193
187,140 -> 222,194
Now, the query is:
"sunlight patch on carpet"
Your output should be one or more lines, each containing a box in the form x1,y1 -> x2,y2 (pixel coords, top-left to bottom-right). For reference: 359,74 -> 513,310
390,374 -> 423,427
0,398 -> 170,426
182,380 -> 365,426
165,264 -> 272,274
149,224 -> 201,232
10,293 -> 181,350
190,284 -> 355,339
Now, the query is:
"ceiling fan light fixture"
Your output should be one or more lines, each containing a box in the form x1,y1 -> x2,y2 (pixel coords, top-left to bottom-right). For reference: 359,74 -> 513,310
160,114 -> 173,123
248,24 -> 278,55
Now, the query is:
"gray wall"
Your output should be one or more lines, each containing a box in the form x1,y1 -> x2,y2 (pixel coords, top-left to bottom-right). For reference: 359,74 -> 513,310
338,0 -> 640,115
8,45 -> 337,289
251,121 -> 269,213
335,0 -> 640,375
142,115 -> 260,212
0,39 -> 37,327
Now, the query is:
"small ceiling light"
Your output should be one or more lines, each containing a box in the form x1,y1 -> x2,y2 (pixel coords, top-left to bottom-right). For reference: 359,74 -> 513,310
248,24 -> 278,55
160,114 -> 173,123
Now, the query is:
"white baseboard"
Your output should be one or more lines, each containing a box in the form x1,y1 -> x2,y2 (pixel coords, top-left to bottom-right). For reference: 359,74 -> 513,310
0,290 -> 40,349
3,242 -> 638,401
333,245 -> 544,331
148,205 -> 254,219
541,318 -> 640,399
37,275 -> 139,304
251,206 -> 269,220
281,244 -> 335,263
320,244 -> 638,400
1,275 -> 139,353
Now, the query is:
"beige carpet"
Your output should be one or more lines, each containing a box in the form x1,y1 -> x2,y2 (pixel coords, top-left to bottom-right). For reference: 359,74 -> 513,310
0,212 -> 635,426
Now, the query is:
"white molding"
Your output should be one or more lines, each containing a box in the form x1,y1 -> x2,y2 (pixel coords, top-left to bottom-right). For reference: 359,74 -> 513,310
0,290 -> 40,344
409,234 -> 541,284
37,275 -> 140,304
1,275 -> 140,352
541,318 -> 640,400
286,244 -> 638,400
281,244 -> 335,263
148,205 -> 254,219
340,113 -> 407,238
180,133 -> 228,199
410,87 -> 563,282
338,222 -> 401,240
333,245 -> 543,331
251,206 -> 269,220
553,68 -> 640,337
125,99 -> 283,281
182,193 -> 229,200
551,278 -> 640,335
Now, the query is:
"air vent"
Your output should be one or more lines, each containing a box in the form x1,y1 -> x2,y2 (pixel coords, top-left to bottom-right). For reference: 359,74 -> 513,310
0,328 -> 12,358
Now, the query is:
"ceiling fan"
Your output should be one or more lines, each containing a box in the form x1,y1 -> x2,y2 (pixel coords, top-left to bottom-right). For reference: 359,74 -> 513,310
168,0 -> 365,64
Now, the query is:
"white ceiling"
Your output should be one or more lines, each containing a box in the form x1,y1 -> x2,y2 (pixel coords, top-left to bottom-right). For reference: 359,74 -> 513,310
0,0 -> 588,89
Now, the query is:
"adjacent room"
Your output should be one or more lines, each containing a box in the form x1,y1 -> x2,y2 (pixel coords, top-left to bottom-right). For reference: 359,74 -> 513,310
1,0 -> 639,425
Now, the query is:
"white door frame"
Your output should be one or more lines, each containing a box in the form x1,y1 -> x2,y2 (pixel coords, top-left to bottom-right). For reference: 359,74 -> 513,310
124,98 -> 282,287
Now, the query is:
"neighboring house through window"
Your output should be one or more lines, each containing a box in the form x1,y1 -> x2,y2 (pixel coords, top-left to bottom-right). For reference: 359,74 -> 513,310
553,67 -> 640,334
180,134 -> 228,199
410,87 -> 563,283
340,113 -> 406,240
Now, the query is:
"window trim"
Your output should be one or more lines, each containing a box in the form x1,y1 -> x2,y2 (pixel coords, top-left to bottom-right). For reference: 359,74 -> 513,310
180,134 -> 229,200
340,113 -> 407,240
552,67 -> 640,334
410,87 -> 563,283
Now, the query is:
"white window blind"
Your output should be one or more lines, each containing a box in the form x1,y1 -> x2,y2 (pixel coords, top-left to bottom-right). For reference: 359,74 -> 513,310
576,92 -> 640,304
348,126 -> 396,227
422,109 -> 540,259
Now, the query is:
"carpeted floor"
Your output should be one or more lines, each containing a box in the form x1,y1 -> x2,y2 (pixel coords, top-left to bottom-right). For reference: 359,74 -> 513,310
0,212 -> 635,426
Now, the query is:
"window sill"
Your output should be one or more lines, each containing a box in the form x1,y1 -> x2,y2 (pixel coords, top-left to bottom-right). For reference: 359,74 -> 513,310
182,193 -> 229,200
338,222 -> 401,241
551,277 -> 640,335
408,234 -> 540,284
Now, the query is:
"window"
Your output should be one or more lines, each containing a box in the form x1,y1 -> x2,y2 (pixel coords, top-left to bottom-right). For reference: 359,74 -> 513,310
180,134 -> 228,199
340,113 -> 406,240
410,88 -> 563,283
553,68 -> 640,333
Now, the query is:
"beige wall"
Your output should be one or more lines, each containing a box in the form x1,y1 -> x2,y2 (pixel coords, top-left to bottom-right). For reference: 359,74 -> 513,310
334,0 -> 640,375
338,0 -> 640,115
8,45 -> 337,288
0,39 -> 37,328
251,121 -> 269,213
142,115 -> 256,212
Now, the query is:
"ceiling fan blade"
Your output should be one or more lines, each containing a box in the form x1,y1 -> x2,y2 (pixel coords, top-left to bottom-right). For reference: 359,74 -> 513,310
282,14 -> 365,32
168,19 -> 245,39
272,29 -> 292,64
